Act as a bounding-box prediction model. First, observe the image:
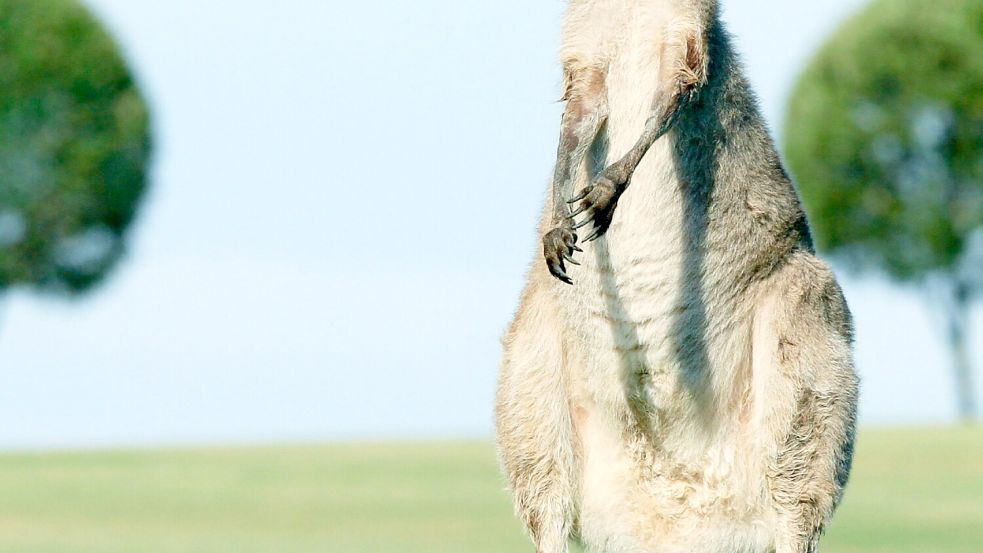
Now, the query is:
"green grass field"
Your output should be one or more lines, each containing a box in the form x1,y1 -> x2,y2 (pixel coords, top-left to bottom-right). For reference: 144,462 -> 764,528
0,427 -> 980,553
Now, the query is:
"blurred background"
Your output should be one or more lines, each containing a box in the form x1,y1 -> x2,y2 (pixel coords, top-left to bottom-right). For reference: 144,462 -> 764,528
0,1 -> 979,552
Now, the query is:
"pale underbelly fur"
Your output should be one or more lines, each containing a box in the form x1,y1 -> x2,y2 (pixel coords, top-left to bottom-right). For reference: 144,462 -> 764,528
549,4 -> 786,549
553,100 -> 777,553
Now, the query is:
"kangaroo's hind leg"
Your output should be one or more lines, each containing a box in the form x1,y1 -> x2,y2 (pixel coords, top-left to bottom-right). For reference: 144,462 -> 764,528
753,253 -> 860,553
496,277 -> 579,553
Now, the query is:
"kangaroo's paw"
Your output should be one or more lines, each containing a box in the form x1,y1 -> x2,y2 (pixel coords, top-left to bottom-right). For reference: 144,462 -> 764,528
543,225 -> 581,285
569,162 -> 629,241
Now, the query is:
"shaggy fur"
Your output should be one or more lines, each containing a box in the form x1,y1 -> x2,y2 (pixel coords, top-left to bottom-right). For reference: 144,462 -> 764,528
495,2 -> 859,553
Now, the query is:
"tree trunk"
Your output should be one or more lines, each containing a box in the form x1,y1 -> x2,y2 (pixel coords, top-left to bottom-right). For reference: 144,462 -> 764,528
946,282 -> 977,423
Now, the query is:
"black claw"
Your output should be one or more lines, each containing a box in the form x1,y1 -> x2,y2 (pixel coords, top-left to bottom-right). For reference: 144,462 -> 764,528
572,245 -> 583,252
584,228 -> 604,242
546,259 -> 573,284
567,189 -> 590,203
550,265 -> 572,284
572,218 -> 592,230
563,253 -> 580,265
569,205 -> 587,218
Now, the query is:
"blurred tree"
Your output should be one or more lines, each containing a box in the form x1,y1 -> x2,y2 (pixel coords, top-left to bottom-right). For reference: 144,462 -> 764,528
0,0 -> 150,298
785,0 -> 983,422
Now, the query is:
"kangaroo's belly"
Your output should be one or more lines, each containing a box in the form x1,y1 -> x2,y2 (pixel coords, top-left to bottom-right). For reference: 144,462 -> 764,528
555,133 -> 779,553
571,376 -> 779,553
575,414 -> 777,553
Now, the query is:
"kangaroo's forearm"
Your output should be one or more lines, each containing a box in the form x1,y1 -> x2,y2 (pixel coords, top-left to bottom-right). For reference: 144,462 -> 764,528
549,126 -> 579,226
542,66 -> 609,283
616,82 -> 692,178
566,32 -> 708,242
550,106 -> 607,225
549,67 -> 609,226
616,22 -> 709,182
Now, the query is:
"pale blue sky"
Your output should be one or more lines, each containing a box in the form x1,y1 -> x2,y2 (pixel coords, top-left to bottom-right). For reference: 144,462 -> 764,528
0,0 -> 979,449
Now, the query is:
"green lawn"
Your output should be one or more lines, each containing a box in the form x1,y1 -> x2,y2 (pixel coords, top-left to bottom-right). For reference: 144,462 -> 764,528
0,428 -> 979,553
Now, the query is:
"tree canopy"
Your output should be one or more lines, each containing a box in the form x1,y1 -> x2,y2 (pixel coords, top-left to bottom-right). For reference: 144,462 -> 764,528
785,0 -> 983,421
784,0 -> 983,292
0,0 -> 151,295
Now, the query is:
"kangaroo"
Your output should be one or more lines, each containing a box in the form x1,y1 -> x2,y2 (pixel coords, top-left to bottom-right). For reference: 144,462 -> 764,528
495,2 -> 859,553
